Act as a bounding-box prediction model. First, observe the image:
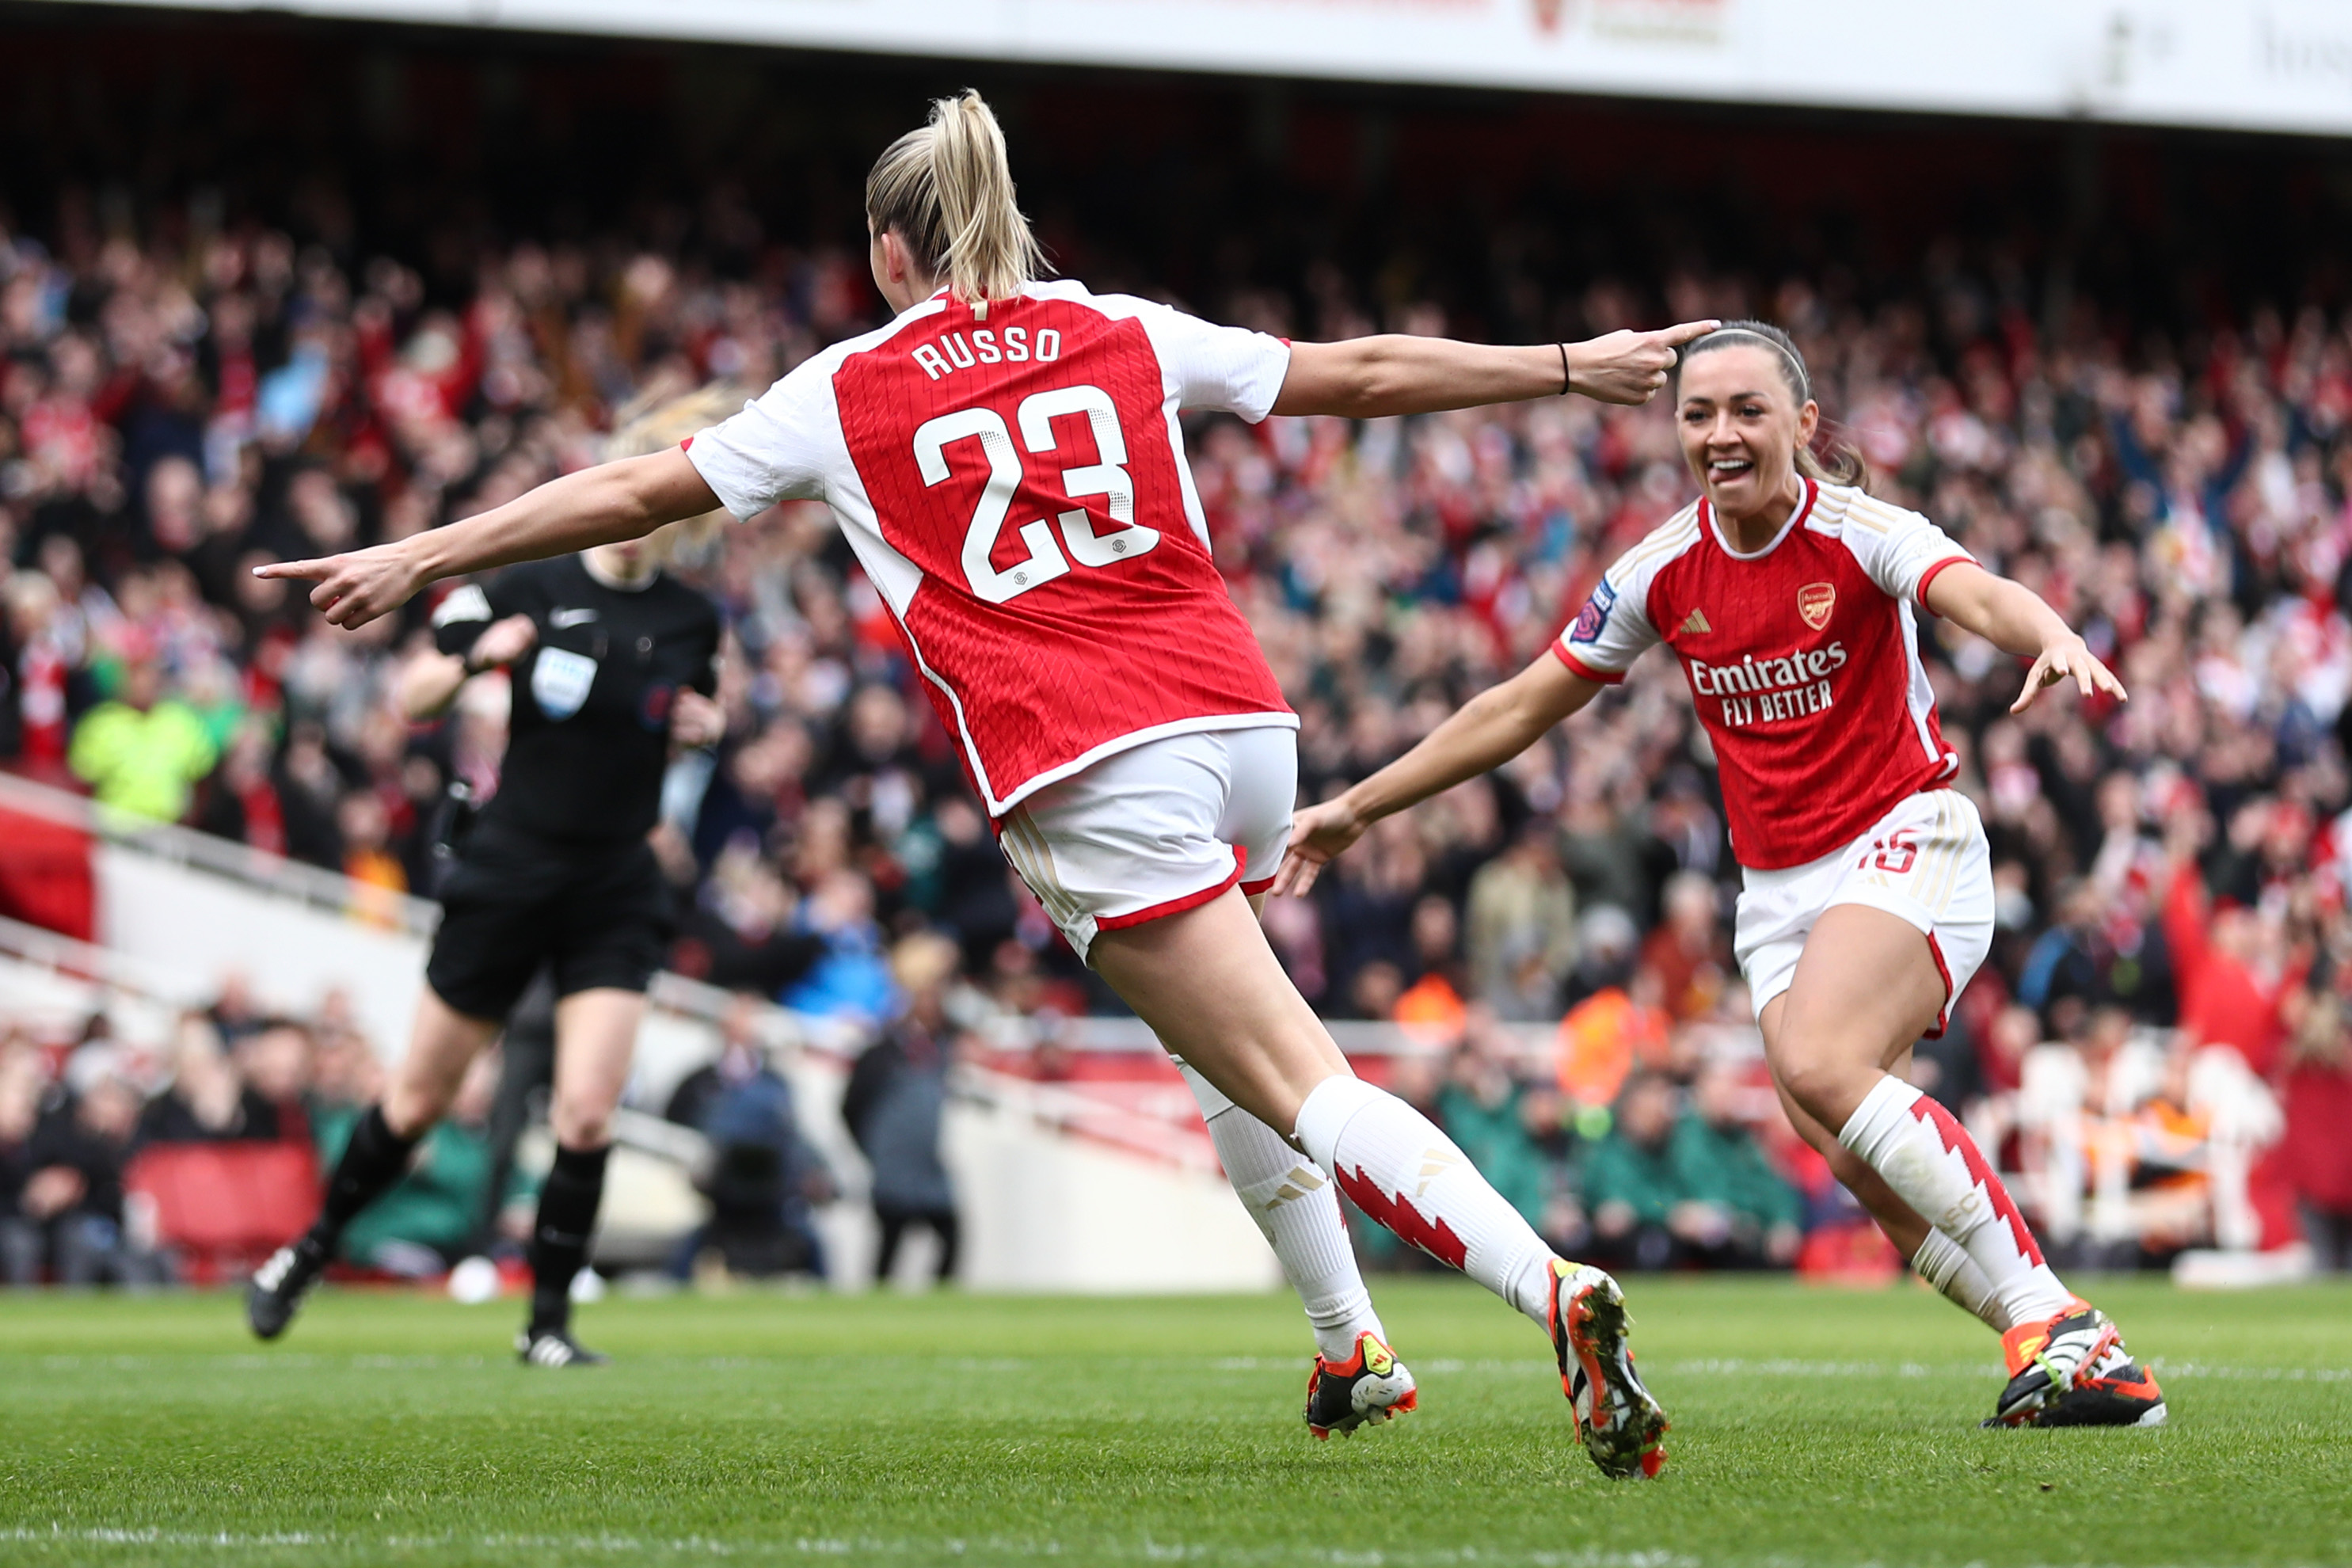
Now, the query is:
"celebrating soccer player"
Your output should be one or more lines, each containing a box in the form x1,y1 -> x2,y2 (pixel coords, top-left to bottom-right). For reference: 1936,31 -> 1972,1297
1279,322 -> 2164,1430
256,90 -> 1711,1476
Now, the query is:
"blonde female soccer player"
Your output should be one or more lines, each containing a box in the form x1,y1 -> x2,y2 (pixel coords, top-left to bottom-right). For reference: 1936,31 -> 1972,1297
1279,321 -> 2164,1430
257,90 -> 1711,1476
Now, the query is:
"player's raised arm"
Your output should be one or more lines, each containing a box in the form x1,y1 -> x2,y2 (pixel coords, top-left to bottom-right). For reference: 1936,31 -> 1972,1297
1921,560 -> 2129,714
1273,649 -> 1603,897
255,447 -> 721,630
1271,321 -> 1719,419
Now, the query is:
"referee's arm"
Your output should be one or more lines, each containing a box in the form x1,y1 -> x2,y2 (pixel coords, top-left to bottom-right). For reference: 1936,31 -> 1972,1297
399,614 -> 539,720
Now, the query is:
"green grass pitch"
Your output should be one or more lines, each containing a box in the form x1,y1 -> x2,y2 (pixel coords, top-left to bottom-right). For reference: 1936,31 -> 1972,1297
2,1277 -> 2346,1566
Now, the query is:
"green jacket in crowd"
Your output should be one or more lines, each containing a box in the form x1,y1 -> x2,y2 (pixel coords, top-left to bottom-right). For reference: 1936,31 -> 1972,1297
1581,1124 -> 1683,1226
1668,1113 -> 1802,1232
1435,1081 -> 1550,1227
1583,1113 -> 1800,1231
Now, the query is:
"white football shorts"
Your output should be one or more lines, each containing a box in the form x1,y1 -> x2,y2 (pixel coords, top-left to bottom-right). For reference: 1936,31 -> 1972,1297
1734,787 -> 1995,1037
994,724 -> 1297,965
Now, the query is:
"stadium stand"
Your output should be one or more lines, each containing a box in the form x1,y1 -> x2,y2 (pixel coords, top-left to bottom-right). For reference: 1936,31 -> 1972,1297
3,9 -> 2349,1285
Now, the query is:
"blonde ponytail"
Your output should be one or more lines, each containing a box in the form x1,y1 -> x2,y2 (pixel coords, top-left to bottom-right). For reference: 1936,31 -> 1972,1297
866,89 -> 1044,309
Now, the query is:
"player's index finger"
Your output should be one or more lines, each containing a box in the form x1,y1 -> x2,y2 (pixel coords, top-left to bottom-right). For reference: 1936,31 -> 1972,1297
253,560 -> 325,580
1654,320 -> 1722,347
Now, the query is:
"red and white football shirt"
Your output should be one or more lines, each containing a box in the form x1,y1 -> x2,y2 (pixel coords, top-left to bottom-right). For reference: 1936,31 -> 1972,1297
686,282 -> 1296,815
1554,478 -> 1975,870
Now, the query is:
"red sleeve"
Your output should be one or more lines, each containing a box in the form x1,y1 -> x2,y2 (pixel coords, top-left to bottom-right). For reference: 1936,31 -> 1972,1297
1551,642 -> 1626,686
1914,555 -> 1974,615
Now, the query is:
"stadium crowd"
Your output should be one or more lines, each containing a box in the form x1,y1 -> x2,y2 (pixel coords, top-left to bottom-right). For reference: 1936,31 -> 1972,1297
4,204 -> 2351,1284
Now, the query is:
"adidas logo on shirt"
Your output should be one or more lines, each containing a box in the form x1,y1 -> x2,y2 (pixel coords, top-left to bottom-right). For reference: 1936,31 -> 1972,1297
1680,610 -> 1711,635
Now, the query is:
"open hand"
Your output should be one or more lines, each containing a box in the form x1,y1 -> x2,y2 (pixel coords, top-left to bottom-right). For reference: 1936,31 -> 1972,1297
2010,634 -> 2127,714
1272,796 -> 1371,898
255,539 -> 428,630
1567,321 -> 1721,405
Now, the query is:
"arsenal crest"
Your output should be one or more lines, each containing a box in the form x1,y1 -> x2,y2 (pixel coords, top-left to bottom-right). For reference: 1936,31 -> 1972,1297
1798,582 -> 1835,631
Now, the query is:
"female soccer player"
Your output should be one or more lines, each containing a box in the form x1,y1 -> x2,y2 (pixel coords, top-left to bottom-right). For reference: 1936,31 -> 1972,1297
247,390 -> 731,1367
257,91 -> 1710,1475
1280,321 -> 2166,1431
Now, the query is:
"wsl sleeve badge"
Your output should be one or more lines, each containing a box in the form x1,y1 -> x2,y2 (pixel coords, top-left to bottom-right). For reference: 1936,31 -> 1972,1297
531,647 -> 599,720
1569,578 -> 1617,644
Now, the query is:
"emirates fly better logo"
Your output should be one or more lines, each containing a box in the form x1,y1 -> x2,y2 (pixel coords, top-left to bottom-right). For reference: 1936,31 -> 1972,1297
1798,582 -> 1836,630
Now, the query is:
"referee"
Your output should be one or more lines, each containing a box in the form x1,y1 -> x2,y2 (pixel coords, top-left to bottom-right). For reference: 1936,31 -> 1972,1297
247,389 -> 733,1366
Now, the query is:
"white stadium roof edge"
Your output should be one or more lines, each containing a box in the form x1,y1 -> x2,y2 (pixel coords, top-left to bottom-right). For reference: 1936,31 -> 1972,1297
38,0 -> 2352,139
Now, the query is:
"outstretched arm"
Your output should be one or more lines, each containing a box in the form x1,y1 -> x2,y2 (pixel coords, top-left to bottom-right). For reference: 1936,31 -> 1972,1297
1924,561 -> 2127,714
257,448 -> 721,630
1274,649 -> 1604,896
1273,322 -> 1718,419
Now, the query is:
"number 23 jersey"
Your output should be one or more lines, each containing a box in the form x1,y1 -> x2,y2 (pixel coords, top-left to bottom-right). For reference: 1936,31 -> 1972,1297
686,280 -> 1295,816
1555,478 -> 1977,871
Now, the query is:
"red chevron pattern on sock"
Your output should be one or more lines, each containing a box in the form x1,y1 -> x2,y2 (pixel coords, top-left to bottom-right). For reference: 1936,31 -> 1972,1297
1909,1093 -> 2044,1267
1336,1166 -> 1469,1270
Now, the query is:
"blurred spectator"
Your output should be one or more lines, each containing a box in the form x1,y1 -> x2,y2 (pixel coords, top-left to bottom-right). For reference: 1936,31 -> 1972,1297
1463,820 -> 1578,1021
843,934 -> 961,1285
664,995 -> 832,1280
4,1049 -> 164,1286
66,656 -> 216,821
1435,1009 -> 1555,1235
139,1016 -> 284,1144
2282,984 -> 2352,1270
1641,873 -> 1730,1023
1584,1071 -> 1688,1272
1669,1063 -> 1802,1268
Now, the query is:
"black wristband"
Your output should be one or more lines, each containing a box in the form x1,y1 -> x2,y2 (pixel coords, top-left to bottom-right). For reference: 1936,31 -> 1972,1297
1558,342 -> 1572,396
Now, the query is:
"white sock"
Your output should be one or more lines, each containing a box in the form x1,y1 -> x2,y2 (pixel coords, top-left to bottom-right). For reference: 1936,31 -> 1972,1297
1839,1075 -> 2070,1328
1178,1064 -> 1383,1362
1293,1074 -> 1556,1330
1911,1228 -> 2011,1332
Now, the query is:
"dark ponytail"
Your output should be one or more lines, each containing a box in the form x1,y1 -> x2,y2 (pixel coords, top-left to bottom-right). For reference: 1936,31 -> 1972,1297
1674,318 -> 1868,490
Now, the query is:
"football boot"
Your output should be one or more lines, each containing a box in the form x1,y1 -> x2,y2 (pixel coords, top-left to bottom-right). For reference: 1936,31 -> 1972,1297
517,1327 -> 610,1368
1304,1330 -> 1418,1439
1985,1298 -> 2141,1427
1547,1259 -> 1668,1478
245,1237 -> 329,1341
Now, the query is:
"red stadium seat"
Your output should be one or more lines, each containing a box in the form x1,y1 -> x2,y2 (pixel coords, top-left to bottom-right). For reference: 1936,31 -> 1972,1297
124,1143 -> 321,1285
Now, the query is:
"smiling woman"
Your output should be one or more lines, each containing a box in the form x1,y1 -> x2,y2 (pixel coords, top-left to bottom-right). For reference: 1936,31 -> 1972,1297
1673,318 -> 1866,501
1281,319 -> 2163,1435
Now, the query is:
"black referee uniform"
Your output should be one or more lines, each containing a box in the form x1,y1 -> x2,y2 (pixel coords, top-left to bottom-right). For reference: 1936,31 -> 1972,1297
424,554 -> 721,1019
247,552 -> 723,1363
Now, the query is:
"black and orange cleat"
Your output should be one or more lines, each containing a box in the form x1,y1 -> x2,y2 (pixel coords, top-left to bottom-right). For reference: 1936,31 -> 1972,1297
1985,1298 -> 2164,1428
2033,1343 -> 2167,1428
1547,1259 -> 1667,1478
1985,1300 -> 2165,1429
1304,1330 -> 1418,1439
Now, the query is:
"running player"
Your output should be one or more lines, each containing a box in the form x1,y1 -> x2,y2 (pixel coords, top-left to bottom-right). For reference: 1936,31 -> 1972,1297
1278,321 -> 2165,1431
247,390 -> 731,1367
257,92 -> 1711,1475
